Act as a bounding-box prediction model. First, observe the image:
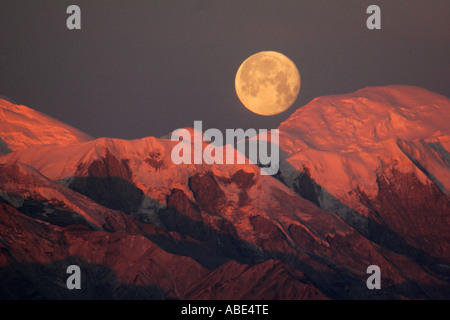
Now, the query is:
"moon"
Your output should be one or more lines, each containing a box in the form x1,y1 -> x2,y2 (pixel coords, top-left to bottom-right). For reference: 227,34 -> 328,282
235,51 -> 301,116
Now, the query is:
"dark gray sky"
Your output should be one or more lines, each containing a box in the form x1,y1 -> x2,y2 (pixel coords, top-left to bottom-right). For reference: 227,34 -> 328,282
0,0 -> 449,139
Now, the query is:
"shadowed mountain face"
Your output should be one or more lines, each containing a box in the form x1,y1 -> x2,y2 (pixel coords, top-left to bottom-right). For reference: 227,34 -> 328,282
0,86 -> 449,300
0,137 -> 12,156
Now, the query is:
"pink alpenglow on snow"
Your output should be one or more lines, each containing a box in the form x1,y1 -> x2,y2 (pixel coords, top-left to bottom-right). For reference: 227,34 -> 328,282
170,121 -> 280,176
0,98 -> 91,153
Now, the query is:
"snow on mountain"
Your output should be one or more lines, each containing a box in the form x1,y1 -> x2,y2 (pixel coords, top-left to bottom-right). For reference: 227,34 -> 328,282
0,99 -> 92,152
0,135 -> 256,206
277,85 -> 450,262
0,162 -> 136,230
0,86 -> 449,299
0,134 -> 338,247
278,85 -> 450,198
1,123 -> 447,298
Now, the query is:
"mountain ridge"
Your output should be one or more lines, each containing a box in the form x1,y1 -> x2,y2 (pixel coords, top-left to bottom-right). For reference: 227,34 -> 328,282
0,99 -> 92,152
0,85 -> 449,299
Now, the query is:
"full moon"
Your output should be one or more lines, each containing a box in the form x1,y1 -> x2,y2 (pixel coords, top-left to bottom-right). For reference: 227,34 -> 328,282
235,51 -> 301,116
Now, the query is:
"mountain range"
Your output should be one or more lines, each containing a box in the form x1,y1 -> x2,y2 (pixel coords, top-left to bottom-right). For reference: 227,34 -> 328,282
0,85 -> 449,299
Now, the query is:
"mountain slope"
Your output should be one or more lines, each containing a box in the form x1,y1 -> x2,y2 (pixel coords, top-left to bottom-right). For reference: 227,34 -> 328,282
277,85 -> 450,264
278,85 -> 450,195
0,86 -> 449,299
0,99 -> 92,152
1,132 -> 448,298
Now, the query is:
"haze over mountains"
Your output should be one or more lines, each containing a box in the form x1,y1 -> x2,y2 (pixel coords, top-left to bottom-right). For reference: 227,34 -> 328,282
0,85 -> 449,299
